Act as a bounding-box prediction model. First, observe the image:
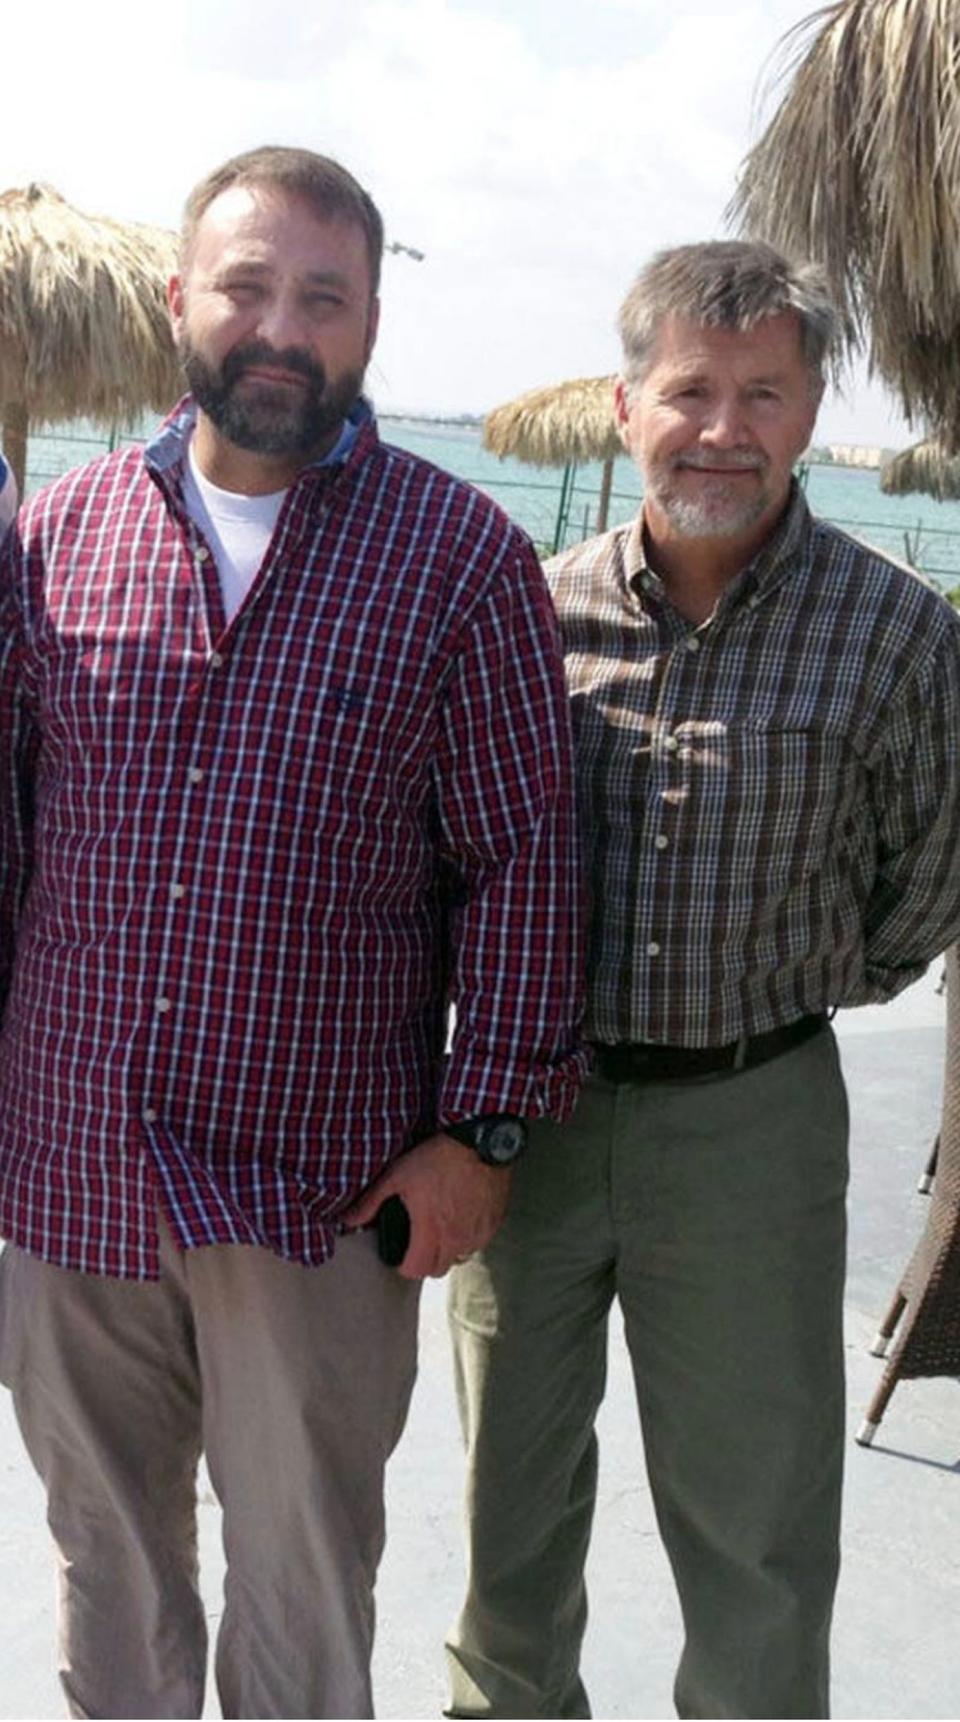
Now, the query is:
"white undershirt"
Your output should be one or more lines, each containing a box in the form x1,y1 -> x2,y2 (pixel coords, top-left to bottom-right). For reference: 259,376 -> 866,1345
182,439 -> 288,623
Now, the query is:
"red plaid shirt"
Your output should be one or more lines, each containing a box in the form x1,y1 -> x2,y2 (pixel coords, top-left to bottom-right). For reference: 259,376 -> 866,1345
0,401 -> 585,1278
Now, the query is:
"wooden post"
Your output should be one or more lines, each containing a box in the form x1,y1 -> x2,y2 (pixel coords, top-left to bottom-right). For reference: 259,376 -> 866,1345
597,456 -> 614,532
2,402 -> 28,497
552,461 -> 576,554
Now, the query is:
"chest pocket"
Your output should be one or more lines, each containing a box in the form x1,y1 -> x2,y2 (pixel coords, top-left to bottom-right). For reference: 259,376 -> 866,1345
685,724 -> 866,890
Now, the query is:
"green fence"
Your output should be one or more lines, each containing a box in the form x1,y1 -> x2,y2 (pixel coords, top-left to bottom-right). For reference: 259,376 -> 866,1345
19,424 -> 960,599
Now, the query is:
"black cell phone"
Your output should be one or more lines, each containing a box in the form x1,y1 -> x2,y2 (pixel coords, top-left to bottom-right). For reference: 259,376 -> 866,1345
376,1194 -> 411,1267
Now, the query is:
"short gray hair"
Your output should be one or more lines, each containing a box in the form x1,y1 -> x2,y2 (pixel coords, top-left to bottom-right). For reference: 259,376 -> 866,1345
617,240 -> 839,389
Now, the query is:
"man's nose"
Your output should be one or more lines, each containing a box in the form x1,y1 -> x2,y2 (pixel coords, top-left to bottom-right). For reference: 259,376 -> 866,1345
253,290 -> 309,350
700,396 -> 748,445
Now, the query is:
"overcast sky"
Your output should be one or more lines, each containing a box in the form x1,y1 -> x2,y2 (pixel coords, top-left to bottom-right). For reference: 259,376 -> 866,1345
4,0 -> 915,446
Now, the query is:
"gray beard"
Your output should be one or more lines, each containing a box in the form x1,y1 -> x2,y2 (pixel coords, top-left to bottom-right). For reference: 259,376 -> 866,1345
646,469 -> 771,539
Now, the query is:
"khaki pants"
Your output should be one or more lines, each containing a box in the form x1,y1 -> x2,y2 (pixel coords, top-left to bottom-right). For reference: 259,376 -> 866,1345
0,1218 -> 420,1720
446,1028 -> 849,1720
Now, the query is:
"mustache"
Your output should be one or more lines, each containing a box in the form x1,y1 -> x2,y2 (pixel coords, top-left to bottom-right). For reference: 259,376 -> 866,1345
221,340 -> 327,392
674,451 -> 767,472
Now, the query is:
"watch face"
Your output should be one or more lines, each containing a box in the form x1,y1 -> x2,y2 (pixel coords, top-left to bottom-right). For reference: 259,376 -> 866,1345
482,1119 -> 526,1164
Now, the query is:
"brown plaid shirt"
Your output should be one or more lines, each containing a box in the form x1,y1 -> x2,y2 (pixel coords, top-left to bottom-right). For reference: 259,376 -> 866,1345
547,485 -> 960,1047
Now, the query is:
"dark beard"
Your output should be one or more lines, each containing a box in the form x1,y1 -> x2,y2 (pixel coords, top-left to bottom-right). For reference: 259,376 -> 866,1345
179,335 -> 364,459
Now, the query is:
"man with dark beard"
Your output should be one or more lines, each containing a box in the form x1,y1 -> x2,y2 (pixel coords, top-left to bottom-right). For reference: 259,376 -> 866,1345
446,242 -> 960,1720
0,147 -> 584,1720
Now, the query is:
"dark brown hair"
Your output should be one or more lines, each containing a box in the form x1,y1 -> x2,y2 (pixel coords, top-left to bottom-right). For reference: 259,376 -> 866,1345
181,145 -> 383,293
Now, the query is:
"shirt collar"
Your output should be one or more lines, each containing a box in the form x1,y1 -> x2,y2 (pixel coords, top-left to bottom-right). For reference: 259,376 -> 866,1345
624,479 -> 813,614
144,394 -> 373,482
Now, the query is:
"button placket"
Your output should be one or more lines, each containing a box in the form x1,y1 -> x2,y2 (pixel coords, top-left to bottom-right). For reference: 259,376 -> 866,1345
139,634 -> 211,1134
641,639 -> 692,965
185,525 -> 227,653
153,773 -> 197,1034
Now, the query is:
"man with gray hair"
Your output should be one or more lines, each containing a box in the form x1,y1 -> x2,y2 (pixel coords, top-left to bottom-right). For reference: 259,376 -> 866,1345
446,240 -> 960,1719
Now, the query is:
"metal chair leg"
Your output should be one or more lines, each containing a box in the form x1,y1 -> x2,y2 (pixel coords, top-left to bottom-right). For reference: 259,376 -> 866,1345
869,1289 -> 907,1358
917,1135 -> 939,1195
856,1359 -> 900,1446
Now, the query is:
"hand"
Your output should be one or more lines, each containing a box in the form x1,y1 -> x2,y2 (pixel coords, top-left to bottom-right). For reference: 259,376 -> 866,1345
343,1132 -> 513,1280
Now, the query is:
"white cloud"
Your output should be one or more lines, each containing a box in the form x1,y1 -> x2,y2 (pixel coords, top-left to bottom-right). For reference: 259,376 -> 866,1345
0,0 -> 910,441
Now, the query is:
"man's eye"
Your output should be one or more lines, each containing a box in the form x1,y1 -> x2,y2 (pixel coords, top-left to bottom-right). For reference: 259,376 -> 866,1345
226,282 -> 262,300
304,292 -> 344,310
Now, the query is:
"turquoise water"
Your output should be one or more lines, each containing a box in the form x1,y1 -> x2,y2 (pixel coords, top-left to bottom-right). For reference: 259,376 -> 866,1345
382,419 -> 960,591
25,416 -> 960,593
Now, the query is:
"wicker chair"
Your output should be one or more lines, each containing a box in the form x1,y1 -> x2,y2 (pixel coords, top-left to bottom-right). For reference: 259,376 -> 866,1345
857,946 -> 960,1446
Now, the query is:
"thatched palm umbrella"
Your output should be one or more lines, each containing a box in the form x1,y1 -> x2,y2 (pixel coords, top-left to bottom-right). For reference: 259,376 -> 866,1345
735,3 -> 960,1451
484,375 -> 623,549
732,0 -> 960,450
880,439 -> 960,501
0,183 -> 182,494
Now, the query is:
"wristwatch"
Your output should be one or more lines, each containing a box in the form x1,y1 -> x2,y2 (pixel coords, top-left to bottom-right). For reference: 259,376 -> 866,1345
444,1114 -> 528,1166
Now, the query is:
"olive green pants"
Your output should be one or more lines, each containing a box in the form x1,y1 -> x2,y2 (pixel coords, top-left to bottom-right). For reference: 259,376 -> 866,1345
446,1027 -> 848,1720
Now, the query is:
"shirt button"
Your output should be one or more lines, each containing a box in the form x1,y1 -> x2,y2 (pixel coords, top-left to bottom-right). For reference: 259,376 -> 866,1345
170,883 -> 186,900
210,651 -> 224,669
647,941 -> 661,957
655,834 -> 669,850
663,735 -> 679,753
188,767 -> 204,784
143,1107 -> 157,1124
685,636 -> 701,652
195,546 -> 210,563
156,996 -> 172,1013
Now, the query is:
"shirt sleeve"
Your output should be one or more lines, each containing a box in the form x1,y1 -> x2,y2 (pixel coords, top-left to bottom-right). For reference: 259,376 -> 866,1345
861,609 -> 960,998
0,456 -> 17,545
431,537 -> 588,1124
0,527 -> 39,1022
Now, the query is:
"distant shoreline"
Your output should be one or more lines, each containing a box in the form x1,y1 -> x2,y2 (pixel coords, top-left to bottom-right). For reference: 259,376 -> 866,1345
377,415 -> 901,470
379,411 -> 484,430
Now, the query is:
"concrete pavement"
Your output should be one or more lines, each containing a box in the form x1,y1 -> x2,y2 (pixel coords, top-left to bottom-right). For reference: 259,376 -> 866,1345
0,972 -> 957,1718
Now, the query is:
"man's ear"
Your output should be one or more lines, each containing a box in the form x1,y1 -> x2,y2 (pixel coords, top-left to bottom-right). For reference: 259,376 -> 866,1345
804,378 -> 824,445
167,273 -> 185,338
613,377 -> 634,451
364,295 -> 381,365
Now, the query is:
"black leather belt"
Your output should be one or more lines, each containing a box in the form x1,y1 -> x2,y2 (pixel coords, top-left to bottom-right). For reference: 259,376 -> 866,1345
591,1013 -> 827,1083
